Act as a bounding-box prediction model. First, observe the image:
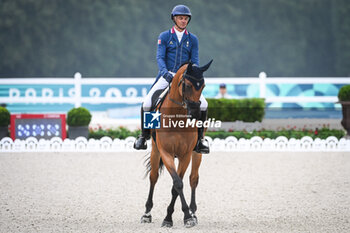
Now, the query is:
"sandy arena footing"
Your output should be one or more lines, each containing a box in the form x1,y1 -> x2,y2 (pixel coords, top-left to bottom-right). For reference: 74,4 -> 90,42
0,152 -> 349,233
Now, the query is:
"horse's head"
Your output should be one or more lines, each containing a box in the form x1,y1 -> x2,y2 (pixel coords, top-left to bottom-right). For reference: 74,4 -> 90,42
178,60 -> 213,119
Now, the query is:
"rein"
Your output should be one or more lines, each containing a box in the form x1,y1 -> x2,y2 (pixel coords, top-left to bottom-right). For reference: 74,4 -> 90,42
168,75 -> 187,108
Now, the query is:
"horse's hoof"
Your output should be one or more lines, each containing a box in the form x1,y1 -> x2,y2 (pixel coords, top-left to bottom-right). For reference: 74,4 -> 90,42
161,220 -> 173,228
192,214 -> 198,225
184,217 -> 197,228
141,214 -> 152,223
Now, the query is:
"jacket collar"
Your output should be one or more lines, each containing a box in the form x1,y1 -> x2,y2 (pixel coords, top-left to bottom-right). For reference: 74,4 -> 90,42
171,26 -> 188,35
171,27 -> 189,44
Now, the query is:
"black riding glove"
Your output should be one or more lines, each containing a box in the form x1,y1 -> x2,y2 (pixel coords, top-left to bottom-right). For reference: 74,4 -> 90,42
163,72 -> 174,83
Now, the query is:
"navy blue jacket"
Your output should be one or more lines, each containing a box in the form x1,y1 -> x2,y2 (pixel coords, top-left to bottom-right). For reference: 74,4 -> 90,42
155,27 -> 199,81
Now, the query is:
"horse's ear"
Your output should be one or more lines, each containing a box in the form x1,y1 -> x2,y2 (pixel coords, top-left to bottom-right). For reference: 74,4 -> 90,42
187,61 -> 193,72
200,59 -> 213,72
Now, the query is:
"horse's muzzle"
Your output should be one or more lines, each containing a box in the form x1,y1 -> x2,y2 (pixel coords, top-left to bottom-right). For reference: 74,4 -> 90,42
185,100 -> 201,120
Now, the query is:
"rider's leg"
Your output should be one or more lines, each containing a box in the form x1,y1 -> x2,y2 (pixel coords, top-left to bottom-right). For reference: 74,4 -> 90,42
134,77 -> 169,150
194,95 -> 209,154
133,106 -> 150,150
143,77 -> 169,112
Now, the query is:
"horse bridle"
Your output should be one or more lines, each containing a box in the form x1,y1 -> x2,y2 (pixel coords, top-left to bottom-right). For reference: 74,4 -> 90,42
168,72 -> 202,109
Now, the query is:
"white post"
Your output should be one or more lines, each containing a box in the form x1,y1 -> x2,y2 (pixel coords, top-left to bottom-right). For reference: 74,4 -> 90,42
74,72 -> 82,107
259,72 -> 267,98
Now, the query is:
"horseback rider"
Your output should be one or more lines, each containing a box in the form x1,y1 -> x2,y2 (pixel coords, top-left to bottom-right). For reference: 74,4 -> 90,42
133,4 -> 209,154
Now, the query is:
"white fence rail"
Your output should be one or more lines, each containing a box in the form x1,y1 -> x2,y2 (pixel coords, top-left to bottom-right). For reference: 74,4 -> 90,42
1,136 -> 349,152
1,72 -> 350,107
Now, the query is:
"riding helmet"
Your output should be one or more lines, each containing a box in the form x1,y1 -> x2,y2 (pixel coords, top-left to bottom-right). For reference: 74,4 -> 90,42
171,5 -> 192,23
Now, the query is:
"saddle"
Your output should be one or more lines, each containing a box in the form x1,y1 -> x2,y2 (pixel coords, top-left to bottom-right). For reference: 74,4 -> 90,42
149,85 -> 170,143
150,85 -> 169,112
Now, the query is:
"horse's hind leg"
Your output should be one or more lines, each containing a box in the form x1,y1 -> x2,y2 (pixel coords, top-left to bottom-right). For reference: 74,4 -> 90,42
141,142 -> 160,223
189,152 -> 202,224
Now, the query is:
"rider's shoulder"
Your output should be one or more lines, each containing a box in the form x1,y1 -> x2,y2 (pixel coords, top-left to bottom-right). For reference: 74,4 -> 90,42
188,31 -> 198,42
159,29 -> 172,39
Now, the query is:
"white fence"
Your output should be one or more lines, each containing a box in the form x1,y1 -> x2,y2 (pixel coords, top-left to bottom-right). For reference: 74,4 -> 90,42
1,72 -> 349,107
1,136 -> 349,152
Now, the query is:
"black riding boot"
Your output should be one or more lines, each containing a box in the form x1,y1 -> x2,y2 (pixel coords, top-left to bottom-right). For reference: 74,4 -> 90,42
134,107 -> 151,150
194,110 -> 210,154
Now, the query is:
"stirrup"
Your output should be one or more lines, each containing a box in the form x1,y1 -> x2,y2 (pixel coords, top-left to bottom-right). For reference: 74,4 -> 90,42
133,135 -> 148,150
194,139 -> 209,154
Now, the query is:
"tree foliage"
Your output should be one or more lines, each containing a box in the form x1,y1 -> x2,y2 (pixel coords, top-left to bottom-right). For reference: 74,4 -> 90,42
0,0 -> 349,77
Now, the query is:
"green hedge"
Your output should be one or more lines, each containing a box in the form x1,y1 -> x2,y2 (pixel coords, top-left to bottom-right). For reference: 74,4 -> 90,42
88,127 -> 345,140
89,127 -> 140,139
206,128 -> 345,140
207,98 -> 265,122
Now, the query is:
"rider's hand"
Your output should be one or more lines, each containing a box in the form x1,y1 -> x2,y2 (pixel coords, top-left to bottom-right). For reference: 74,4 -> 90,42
163,72 -> 173,83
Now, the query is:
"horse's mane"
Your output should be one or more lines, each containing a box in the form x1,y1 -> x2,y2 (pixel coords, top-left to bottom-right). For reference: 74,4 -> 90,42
179,61 -> 190,68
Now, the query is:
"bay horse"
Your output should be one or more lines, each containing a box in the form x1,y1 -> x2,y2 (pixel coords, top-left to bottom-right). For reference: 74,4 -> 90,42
141,60 -> 213,228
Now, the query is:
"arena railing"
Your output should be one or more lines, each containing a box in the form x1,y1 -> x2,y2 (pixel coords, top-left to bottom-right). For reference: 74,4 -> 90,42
1,72 -> 350,107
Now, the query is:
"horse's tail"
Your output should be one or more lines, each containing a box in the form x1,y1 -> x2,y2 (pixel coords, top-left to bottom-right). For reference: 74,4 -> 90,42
143,152 -> 164,179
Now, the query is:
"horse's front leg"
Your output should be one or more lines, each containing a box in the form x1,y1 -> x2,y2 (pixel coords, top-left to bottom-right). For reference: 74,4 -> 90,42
161,150 -> 196,228
162,162 -> 188,227
161,186 -> 178,227
189,151 -> 202,224
141,143 -> 160,223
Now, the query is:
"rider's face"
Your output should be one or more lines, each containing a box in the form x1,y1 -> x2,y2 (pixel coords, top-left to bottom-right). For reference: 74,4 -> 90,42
174,15 -> 189,31
220,87 -> 227,95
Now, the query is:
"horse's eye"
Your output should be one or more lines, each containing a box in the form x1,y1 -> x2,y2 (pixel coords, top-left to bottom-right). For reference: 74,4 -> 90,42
185,84 -> 192,90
